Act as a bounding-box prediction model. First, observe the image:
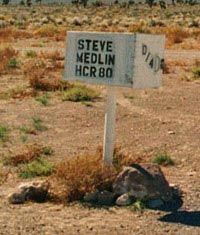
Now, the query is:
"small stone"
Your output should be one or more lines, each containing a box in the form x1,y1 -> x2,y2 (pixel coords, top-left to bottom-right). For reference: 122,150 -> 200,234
8,180 -> 49,204
168,130 -> 175,135
116,193 -> 134,206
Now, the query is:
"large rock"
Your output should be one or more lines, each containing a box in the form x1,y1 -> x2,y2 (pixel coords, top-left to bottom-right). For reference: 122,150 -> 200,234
8,181 -> 49,204
113,163 -> 172,202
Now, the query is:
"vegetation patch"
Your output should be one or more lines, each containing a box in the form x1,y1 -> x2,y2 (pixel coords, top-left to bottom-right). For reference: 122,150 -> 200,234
50,147 -> 137,202
62,85 -> 99,102
152,152 -> 174,166
35,93 -> 50,106
0,47 -> 18,74
0,86 -> 35,100
3,143 -> 52,166
0,166 -> 9,186
0,125 -> 9,143
24,59 -> 70,91
7,57 -> 20,69
32,117 -> 48,131
26,50 -> 37,58
129,200 -> 146,212
192,67 -> 200,77
19,157 -> 54,179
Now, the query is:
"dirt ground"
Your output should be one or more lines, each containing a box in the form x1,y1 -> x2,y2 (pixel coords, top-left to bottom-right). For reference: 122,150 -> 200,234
1,4 -> 200,235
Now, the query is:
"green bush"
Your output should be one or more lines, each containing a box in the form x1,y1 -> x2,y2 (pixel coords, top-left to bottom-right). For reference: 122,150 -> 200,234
26,50 -> 37,58
152,153 -> 174,166
19,158 -> 54,178
35,94 -> 49,106
192,67 -> 200,77
0,125 -> 9,142
129,200 -> 146,212
7,57 -> 20,68
62,85 -> 99,102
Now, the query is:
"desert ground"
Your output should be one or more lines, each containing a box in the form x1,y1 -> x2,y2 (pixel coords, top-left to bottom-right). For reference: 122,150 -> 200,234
0,3 -> 200,235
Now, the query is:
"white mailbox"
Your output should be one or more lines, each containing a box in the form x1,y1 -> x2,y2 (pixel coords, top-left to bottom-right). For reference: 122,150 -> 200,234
64,31 -> 165,89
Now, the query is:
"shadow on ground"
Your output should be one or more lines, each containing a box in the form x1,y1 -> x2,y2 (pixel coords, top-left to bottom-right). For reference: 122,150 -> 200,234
159,211 -> 200,227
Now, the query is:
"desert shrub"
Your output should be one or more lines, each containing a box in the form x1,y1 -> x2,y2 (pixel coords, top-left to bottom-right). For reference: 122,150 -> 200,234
7,57 -> 20,69
33,25 -> 65,40
26,50 -> 37,58
35,93 -> 50,106
32,117 -> 47,131
24,59 -> 70,91
129,24 -> 151,34
19,125 -> 35,135
19,157 -> 54,178
0,167 -> 9,186
2,0 -> 10,5
166,27 -> 190,46
62,85 -> 99,102
0,28 -> 32,43
152,152 -> 174,166
129,200 -> 146,212
50,147 -> 137,202
3,143 -> 50,166
0,86 -> 35,100
192,67 -> 200,77
0,125 -> 9,143
194,59 -> 200,67
92,0 -> 103,6
0,47 -> 18,74
39,50 -> 64,61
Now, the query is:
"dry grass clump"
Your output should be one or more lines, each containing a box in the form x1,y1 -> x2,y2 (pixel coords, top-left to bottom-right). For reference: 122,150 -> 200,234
50,147 -> 138,202
0,167 -> 9,186
0,47 -> 18,74
4,143 -> 49,166
33,25 -> 66,40
0,28 -> 32,42
38,50 -> 64,70
39,50 -> 64,61
165,27 -> 190,47
24,59 -> 69,91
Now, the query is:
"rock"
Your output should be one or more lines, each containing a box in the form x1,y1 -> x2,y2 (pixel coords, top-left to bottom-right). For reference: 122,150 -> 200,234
113,163 -> 172,202
8,192 -> 26,204
8,181 -> 49,204
97,190 -> 115,206
116,193 -> 134,206
147,198 -> 164,209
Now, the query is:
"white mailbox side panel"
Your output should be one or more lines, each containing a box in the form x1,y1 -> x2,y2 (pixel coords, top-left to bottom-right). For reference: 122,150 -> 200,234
133,34 -> 165,89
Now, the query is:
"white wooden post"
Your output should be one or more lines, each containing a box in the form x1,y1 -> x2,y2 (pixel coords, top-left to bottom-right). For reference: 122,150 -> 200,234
103,86 -> 117,165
